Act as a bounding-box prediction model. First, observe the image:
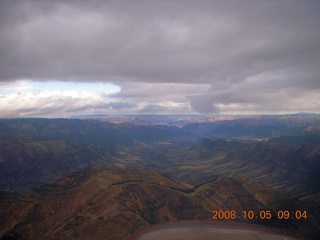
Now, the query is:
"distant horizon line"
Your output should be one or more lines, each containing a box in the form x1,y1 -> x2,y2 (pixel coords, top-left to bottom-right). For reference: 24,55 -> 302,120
1,111 -> 319,120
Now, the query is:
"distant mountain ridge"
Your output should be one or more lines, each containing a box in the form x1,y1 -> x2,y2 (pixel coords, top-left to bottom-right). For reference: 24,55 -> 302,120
0,118 -> 133,146
1,116 -> 320,144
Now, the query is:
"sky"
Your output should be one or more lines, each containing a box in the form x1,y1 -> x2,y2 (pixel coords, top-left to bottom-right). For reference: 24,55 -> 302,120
0,0 -> 320,118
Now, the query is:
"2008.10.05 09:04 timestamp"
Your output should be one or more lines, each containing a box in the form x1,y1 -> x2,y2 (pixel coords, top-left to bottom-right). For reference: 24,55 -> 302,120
212,210 -> 307,220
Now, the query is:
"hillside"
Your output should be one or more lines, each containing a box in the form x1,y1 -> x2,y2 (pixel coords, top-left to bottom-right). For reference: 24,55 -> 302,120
159,139 -> 320,202
1,165 -> 319,239
0,118 -> 134,193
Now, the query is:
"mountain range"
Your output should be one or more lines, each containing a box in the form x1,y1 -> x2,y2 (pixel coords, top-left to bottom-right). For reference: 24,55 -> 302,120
0,116 -> 320,239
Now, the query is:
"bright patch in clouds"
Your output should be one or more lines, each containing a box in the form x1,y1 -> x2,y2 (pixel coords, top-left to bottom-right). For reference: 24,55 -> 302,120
0,81 -> 122,117
0,80 -> 120,95
32,81 -> 121,95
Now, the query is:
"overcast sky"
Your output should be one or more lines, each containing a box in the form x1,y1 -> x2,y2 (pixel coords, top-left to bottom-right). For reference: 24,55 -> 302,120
1,0 -> 320,117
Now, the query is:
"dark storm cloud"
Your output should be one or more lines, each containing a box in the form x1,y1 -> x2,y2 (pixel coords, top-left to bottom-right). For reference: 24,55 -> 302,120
0,0 -> 319,114
139,104 -> 166,114
189,95 -> 220,114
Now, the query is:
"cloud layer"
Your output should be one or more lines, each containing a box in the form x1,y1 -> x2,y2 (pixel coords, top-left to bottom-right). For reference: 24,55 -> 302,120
0,0 -> 320,116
